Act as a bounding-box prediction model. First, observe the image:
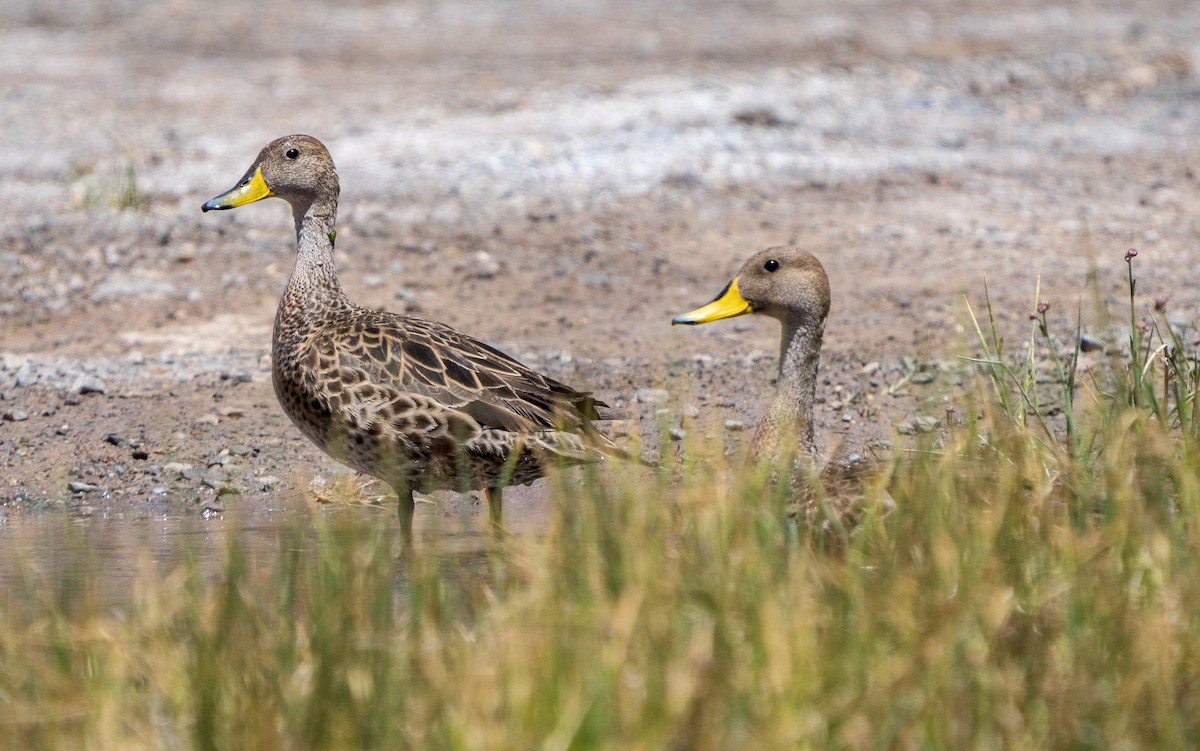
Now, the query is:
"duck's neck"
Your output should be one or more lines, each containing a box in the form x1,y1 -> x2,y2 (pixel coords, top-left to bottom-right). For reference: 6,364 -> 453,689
285,197 -> 348,306
273,197 -> 352,358
753,312 -> 824,460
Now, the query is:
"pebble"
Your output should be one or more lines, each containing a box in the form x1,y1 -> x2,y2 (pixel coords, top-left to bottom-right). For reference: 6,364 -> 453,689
67,481 -> 99,493
636,388 -> 670,405
229,443 -> 251,457
724,419 -> 746,431
193,414 -> 220,429
131,449 -> 149,460
219,370 -> 252,385
70,374 -> 106,395
669,428 -> 686,441
256,475 -> 281,491
913,415 -> 941,433
163,462 -> 191,478
460,250 -> 501,279
55,424 -> 69,435
860,361 -> 880,376
217,406 -> 245,418
2,409 -> 29,422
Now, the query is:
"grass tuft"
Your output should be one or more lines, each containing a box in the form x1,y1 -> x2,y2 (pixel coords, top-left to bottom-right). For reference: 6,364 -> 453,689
4,247 -> 1200,748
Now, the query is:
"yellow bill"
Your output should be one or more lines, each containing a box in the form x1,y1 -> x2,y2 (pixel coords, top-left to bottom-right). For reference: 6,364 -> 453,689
201,166 -> 273,212
672,276 -> 752,325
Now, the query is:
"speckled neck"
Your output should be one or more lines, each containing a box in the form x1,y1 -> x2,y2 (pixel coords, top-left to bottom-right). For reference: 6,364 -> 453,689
273,195 -> 354,356
287,196 -> 345,299
752,312 -> 824,461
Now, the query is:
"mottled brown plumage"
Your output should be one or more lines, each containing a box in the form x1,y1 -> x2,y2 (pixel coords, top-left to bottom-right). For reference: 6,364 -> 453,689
202,134 -> 614,539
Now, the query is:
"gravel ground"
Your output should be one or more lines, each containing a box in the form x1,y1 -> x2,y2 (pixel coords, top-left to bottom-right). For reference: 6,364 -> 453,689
3,0 -> 1200,534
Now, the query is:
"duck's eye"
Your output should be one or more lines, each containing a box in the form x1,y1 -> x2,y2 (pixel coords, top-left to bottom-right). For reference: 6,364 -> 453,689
763,259 -> 780,272
285,148 -> 300,159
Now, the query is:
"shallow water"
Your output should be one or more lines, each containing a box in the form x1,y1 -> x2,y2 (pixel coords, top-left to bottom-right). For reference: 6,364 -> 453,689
0,483 -> 555,612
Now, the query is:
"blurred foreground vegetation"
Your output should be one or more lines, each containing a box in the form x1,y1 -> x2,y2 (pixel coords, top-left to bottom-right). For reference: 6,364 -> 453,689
3,251 -> 1200,749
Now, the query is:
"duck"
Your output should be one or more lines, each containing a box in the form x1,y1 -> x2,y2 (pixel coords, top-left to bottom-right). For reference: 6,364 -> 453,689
202,134 -> 617,541
672,246 -> 884,526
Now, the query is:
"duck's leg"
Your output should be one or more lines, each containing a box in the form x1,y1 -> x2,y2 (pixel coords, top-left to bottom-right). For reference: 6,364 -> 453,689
485,487 -> 503,532
396,486 -> 415,545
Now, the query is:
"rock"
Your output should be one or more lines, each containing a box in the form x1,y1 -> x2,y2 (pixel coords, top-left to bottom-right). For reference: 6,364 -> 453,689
70,375 -> 106,395
256,475 -> 281,491
68,481 -> 99,493
219,370 -> 252,384
460,250 -> 501,279
860,361 -> 880,376
217,406 -> 245,418
913,415 -> 940,433
180,467 -> 208,483
724,419 -> 746,431
636,388 -> 670,405
229,443 -> 251,457
2,409 -> 29,422
131,449 -> 149,460
163,462 -> 191,478
104,433 -> 127,447
55,424 -> 69,435
669,428 -> 686,441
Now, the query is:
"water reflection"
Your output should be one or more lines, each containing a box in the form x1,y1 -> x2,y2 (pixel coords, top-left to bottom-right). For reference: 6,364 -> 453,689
0,483 -> 554,612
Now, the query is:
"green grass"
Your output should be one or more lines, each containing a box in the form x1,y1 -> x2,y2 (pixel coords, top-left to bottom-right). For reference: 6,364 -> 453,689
4,249 -> 1200,749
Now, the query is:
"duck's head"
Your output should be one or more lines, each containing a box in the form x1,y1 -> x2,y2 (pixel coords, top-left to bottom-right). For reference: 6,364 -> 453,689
672,246 -> 830,327
202,134 -> 338,213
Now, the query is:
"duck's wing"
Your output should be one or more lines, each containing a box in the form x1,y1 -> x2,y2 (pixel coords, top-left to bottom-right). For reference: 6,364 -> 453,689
320,311 -> 608,435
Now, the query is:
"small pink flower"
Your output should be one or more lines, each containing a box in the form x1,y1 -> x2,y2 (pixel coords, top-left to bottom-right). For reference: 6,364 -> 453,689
1037,301 -> 1051,314
1154,294 -> 1169,312
1125,248 -> 1138,261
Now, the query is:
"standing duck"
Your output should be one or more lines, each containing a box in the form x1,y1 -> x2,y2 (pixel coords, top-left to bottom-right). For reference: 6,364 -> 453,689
202,134 -> 615,540
672,246 -> 882,526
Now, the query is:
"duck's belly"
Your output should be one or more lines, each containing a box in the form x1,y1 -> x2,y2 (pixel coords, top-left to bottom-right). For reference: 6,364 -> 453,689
271,366 -> 547,492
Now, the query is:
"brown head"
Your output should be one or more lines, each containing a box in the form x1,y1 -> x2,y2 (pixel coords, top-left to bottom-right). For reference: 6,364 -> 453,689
201,134 -> 339,213
672,246 -> 830,328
